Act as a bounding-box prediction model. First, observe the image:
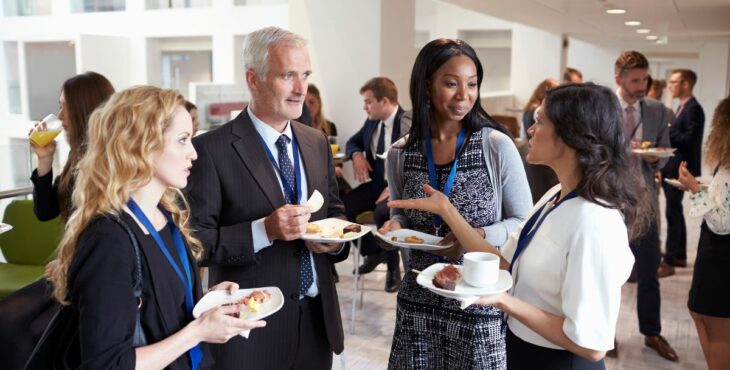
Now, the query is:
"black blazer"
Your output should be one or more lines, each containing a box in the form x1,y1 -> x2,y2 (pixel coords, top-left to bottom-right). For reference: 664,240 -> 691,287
68,213 -> 210,370
30,169 -> 63,221
664,96 -> 705,177
185,110 -> 348,369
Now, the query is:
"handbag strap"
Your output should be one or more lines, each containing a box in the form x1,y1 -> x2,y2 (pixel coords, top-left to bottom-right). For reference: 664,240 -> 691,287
106,214 -> 143,300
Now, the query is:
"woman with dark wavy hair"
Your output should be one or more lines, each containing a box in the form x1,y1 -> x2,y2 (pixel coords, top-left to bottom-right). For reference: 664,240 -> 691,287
390,83 -> 650,369
381,38 -> 532,369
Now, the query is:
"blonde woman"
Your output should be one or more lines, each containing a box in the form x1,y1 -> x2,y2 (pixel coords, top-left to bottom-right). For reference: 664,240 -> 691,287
679,96 -> 730,370
47,86 -> 265,369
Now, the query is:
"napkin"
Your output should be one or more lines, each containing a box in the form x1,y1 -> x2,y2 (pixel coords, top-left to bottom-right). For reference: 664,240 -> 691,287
458,295 -> 480,309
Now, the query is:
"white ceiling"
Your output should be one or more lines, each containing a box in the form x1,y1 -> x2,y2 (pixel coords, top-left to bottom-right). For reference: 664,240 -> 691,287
446,0 -> 730,46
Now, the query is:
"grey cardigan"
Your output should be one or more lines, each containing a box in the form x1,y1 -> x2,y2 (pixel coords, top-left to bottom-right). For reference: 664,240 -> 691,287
387,127 -> 532,247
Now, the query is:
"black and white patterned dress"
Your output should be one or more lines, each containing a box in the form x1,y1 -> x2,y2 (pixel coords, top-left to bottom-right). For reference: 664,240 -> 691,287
388,130 -> 506,370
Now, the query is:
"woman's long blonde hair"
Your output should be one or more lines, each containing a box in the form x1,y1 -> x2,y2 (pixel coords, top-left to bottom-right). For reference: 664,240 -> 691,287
706,96 -> 730,170
50,86 -> 203,305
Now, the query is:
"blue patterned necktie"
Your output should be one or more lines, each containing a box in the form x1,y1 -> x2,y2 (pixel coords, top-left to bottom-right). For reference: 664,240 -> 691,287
275,135 -> 313,296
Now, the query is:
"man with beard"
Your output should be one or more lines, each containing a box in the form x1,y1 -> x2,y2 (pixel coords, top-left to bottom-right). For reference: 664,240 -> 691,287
607,51 -> 678,362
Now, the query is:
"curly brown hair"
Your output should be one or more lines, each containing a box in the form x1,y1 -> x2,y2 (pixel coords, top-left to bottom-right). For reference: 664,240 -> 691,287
705,96 -> 730,170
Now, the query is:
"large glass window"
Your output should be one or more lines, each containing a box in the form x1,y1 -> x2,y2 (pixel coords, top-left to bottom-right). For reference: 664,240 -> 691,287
234,0 -> 287,5
3,42 -> 21,114
2,0 -> 51,16
161,50 -> 212,99
146,0 -> 210,10
71,0 -> 125,13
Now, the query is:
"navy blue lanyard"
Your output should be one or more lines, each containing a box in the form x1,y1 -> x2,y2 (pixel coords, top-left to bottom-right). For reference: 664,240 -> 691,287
425,128 -> 467,228
509,189 -> 578,274
127,200 -> 202,369
257,131 -> 302,204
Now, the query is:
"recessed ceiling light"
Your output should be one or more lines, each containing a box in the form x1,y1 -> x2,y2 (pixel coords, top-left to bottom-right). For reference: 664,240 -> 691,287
646,35 -> 659,40
606,8 -> 627,14
636,29 -> 651,34
624,21 -> 641,26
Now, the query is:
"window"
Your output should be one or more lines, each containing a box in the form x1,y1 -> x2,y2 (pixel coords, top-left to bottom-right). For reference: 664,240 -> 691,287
146,0 -> 210,9
3,42 -> 21,114
2,0 -> 51,16
71,0 -> 125,13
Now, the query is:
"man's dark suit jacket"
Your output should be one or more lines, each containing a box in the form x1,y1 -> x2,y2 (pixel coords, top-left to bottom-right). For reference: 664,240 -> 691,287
345,106 -> 407,184
185,110 -> 348,369
663,96 -> 705,177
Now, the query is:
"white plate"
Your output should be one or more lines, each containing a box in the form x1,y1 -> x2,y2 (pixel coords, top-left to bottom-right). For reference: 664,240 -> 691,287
664,177 -> 709,191
333,152 -> 346,159
306,190 -> 324,213
372,229 -> 452,251
632,148 -> 676,158
0,223 -> 12,234
193,287 -> 284,326
376,151 -> 388,160
416,263 -> 513,298
301,218 -> 371,243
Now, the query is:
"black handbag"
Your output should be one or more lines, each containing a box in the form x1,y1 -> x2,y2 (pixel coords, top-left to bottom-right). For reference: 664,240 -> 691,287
24,215 -> 148,370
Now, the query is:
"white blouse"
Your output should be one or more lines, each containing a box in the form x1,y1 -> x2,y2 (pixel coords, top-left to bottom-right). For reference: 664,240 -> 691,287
501,185 -> 634,351
688,167 -> 730,235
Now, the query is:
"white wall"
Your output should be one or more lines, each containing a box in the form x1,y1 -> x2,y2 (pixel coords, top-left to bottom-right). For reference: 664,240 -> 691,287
25,42 -> 76,120
0,3 -> 287,142
566,38 -> 620,88
77,34 -> 133,89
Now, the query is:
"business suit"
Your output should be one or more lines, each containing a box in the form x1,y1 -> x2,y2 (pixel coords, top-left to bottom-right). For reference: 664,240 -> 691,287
344,106 -> 409,244
186,110 -> 348,369
626,98 -> 671,337
661,96 -> 705,264
68,214 -> 211,370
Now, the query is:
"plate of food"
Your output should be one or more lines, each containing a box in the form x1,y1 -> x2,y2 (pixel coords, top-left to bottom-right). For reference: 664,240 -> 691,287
193,286 -> 284,336
416,263 -> 512,298
632,147 -> 676,158
372,229 -> 452,251
664,177 -> 710,191
333,152 -> 346,159
301,218 -> 370,243
376,150 -> 388,160
0,223 -> 12,234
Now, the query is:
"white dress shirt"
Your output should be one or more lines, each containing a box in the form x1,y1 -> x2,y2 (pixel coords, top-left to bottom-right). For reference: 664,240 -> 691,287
369,108 -> 398,157
501,185 -> 635,351
689,167 -> 730,235
247,106 -> 319,297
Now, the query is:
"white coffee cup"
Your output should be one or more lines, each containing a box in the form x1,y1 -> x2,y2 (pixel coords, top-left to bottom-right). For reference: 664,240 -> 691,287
462,252 -> 500,287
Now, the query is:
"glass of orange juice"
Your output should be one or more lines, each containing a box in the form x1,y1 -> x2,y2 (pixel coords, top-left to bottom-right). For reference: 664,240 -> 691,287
30,114 -> 63,147
328,136 -> 339,155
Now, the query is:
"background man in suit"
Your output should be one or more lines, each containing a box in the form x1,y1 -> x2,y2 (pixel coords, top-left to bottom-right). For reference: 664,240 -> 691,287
344,77 -> 411,292
186,26 -> 348,370
660,69 -> 705,277
608,51 -> 679,362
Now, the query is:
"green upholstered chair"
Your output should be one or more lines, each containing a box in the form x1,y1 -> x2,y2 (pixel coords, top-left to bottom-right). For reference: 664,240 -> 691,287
0,199 -> 63,297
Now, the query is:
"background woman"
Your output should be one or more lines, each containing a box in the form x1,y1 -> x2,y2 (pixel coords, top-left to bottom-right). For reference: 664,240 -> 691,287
390,83 -> 649,370
381,38 -> 532,369
31,71 -> 115,221
679,95 -> 730,370
522,78 -> 559,203
0,71 -> 115,370
48,86 -> 264,369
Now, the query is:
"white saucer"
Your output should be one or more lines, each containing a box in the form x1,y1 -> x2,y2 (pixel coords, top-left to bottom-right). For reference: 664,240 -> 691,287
416,263 -> 512,298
